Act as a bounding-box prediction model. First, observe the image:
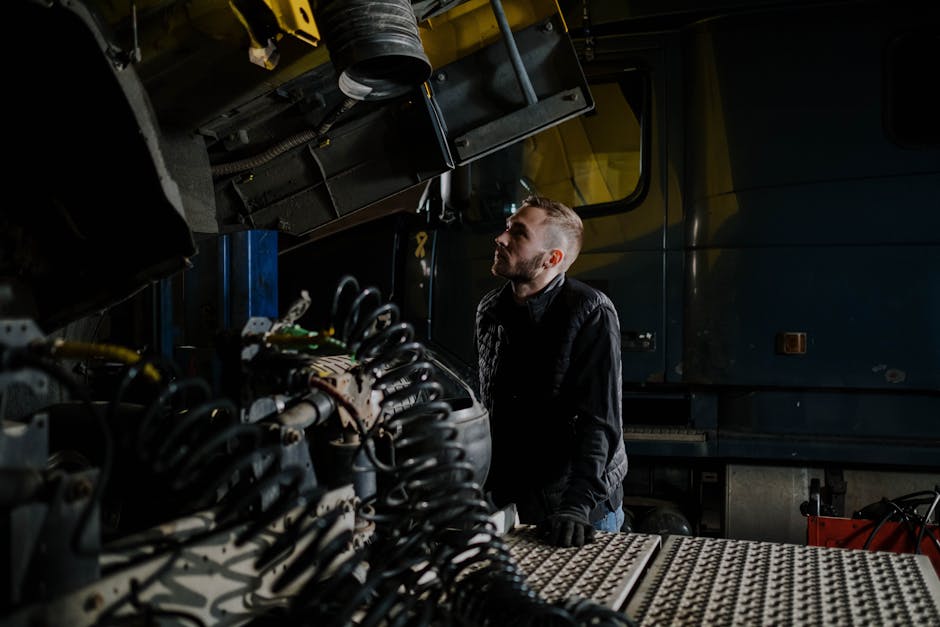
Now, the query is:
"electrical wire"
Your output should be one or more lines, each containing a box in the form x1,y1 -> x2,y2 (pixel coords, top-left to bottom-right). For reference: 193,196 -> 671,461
859,488 -> 940,556
97,348 -> 310,552
210,97 -> 358,177
94,546 -> 185,626
87,354 -> 315,616
49,339 -> 162,382
252,487 -> 329,570
915,489 -> 940,555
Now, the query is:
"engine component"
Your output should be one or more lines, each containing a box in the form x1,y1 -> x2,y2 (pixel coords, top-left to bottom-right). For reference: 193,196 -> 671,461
1,275 -> 637,626
2,486 -> 357,626
316,0 -> 432,101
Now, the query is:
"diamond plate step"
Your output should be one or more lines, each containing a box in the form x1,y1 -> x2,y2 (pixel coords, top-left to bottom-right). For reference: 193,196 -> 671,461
505,526 -> 661,611
625,535 -> 940,626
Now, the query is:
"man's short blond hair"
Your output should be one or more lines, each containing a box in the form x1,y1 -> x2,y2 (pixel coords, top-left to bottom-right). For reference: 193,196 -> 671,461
520,195 -> 583,270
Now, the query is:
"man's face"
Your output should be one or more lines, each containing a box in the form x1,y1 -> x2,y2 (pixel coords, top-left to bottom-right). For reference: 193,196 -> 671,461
491,204 -> 552,281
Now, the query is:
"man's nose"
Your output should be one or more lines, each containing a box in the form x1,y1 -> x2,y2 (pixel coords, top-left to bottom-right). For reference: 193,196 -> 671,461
495,232 -> 508,246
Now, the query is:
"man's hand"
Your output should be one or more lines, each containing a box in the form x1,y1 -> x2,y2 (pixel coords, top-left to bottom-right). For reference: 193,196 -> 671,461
538,511 -> 595,547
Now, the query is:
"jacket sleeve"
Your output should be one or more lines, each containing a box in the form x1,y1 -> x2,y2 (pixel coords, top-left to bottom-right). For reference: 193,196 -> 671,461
559,302 -> 623,519
474,301 -> 484,399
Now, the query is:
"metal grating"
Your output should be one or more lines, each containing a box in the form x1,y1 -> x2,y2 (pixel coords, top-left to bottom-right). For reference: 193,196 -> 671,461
3,487 -> 359,627
505,525 -> 661,610
625,535 -> 940,627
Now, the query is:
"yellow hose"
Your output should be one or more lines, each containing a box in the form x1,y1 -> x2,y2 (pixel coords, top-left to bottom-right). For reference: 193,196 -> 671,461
50,340 -> 162,383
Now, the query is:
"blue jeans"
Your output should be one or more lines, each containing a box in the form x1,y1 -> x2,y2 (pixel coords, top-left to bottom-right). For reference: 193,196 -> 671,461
593,504 -> 625,533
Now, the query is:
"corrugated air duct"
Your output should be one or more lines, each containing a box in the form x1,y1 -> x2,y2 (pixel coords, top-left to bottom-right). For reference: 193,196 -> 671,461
317,0 -> 432,101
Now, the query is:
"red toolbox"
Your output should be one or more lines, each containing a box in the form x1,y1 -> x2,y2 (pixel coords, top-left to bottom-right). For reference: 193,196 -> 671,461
807,515 -> 940,575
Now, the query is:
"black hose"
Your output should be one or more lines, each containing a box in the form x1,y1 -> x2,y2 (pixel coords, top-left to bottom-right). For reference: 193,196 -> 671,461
274,278 -> 637,625
210,97 -> 358,177
252,487 -> 327,570
113,358 -> 308,549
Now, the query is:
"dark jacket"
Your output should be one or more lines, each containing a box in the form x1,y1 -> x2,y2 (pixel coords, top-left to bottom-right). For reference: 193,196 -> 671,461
475,274 -> 628,524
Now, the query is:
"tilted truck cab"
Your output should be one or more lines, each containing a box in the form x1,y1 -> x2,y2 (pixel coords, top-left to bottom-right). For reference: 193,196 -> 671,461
282,0 -> 940,543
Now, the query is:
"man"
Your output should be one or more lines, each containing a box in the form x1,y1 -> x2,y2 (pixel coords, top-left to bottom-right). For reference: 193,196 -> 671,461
475,195 -> 628,548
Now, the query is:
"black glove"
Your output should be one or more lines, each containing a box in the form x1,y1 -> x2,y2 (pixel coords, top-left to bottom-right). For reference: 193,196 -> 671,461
538,511 -> 595,548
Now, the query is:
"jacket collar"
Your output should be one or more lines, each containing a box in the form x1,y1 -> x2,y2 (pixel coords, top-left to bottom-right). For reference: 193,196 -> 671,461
494,273 -> 566,324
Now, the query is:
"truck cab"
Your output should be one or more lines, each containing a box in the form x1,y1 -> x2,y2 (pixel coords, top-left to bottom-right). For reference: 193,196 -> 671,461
281,0 -> 940,542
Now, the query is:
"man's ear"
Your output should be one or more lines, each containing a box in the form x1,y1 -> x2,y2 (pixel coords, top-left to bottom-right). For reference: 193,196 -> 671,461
547,249 -> 565,268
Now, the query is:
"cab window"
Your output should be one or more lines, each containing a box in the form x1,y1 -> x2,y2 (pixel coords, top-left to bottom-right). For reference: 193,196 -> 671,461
466,70 -> 647,224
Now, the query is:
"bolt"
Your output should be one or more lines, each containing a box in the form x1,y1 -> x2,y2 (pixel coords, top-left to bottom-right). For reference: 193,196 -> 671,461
66,477 -> 94,502
283,428 -> 302,445
542,21 -> 554,32
562,92 -> 579,102
84,593 -> 105,613
435,72 -> 447,82
455,138 -> 469,148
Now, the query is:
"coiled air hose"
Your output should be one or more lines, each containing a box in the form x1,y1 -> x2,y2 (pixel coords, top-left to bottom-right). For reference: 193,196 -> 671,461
260,276 -> 635,626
